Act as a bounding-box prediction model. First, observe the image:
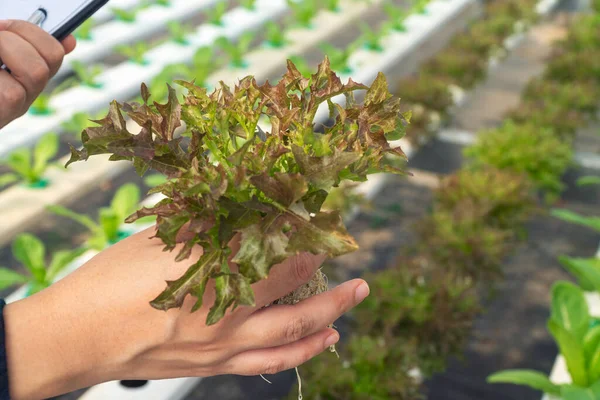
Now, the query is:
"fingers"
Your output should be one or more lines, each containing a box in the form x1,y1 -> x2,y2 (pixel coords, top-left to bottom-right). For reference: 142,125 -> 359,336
0,32 -> 49,105
0,20 -> 66,76
62,35 -> 77,55
248,252 -> 327,310
223,328 -> 339,376
238,279 -> 369,351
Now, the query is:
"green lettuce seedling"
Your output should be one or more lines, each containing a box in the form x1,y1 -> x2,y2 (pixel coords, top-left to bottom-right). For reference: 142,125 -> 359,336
65,58 -> 409,325
112,7 -> 137,22
74,19 -> 94,40
216,32 -> 254,68
264,21 -> 287,48
71,61 -> 104,88
325,0 -> 340,12
167,21 -> 192,45
0,234 -> 86,295
382,1 -> 409,32
286,0 -> 318,28
0,133 -> 58,189
206,1 -> 228,26
319,41 -> 361,74
29,92 -> 53,115
48,184 -> 141,250
239,0 -> 256,10
488,282 -> 600,398
359,23 -> 389,52
116,42 -> 150,65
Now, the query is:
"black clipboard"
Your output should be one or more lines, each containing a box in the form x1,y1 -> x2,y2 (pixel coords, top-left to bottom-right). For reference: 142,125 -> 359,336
52,0 -> 110,41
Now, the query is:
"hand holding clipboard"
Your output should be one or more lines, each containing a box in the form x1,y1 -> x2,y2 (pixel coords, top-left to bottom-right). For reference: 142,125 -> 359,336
0,1 -> 109,70
0,0 -> 109,41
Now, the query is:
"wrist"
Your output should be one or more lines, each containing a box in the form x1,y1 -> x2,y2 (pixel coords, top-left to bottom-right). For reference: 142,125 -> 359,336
3,279 -> 121,399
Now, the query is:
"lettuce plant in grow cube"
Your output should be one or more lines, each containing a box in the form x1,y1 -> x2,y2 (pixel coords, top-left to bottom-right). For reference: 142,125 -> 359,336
65,58 -> 409,325
488,282 -> 600,398
48,184 -> 141,250
0,234 -> 86,295
0,133 -> 58,189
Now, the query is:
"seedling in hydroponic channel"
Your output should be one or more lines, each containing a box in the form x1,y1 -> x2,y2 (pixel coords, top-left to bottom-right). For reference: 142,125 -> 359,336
264,21 -> 287,48
71,61 -> 104,88
0,234 -> 86,295
29,92 -> 53,115
382,1 -> 409,32
116,42 -> 151,65
319,40 -> 361,74
359,22 -> 389,52
286,0 -> 318,28
167,21 -> 192,45
286,55 -> 312,78
74,18 -> 94,40
239,0 -> 256,10
65,57 -> 410,326
413,0 -> 429,14
112,7 -> 137,22
325,0 -> 340,12
61,111 -> 106,138
206,1 -> 228,26
216,32 -> 253,68
0,133 -> 58,189
488,282 -> 600,398
48,184 -> 143,250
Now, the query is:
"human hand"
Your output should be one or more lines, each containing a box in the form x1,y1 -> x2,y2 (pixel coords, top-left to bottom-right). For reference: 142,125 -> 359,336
4,228 -> 369,399
0,20 -> 77,129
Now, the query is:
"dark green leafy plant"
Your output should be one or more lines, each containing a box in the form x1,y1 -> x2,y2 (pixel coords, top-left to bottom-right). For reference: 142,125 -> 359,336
489,282 -> 600,397
422,49 -> 488,89
465,121 -> 573,199
0,133 -> 58,189
0,234 -> 86,295
48,184 -> 142,250
65,58 -> 409,325
398,73 -> 454,113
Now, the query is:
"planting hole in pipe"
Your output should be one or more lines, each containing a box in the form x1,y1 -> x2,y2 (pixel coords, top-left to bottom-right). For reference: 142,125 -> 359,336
120,380 -> 149,388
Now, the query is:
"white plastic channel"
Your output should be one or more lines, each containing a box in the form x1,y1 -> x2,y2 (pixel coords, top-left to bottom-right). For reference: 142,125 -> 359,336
0,0 -> 289,158
54,0 -> 223,80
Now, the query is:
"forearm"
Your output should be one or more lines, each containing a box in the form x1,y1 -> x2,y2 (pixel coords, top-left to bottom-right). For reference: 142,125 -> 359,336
3,281 -> 118,399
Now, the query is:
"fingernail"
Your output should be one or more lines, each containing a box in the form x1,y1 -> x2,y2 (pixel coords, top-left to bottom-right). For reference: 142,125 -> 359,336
325,333 -> 339,348
355,282 -> 370,303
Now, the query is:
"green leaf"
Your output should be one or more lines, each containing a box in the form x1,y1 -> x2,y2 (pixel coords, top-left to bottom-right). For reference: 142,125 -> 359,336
551,281 -> 590,342
0,268 -> 28,291
99,209 -> 121,244
206,273 -> 255,325
111,183 -> 141,221
33,133 -> 58,178
0,173 -> 18,187
588,345 -> 600,383
577,176 -> 600,187
559,256 -> 600,292
46,248 -> 87,282
12,234 -> 46,282
561,381 -> 600,400
144,174 -> 167,187
150,251 -> 221,311
551,209 -> 600,233
5,148 -> 32,180
47,205 -> 101,233
584,326 -> 600,365
548,319 -> 588,387
487,370 -> 560,395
